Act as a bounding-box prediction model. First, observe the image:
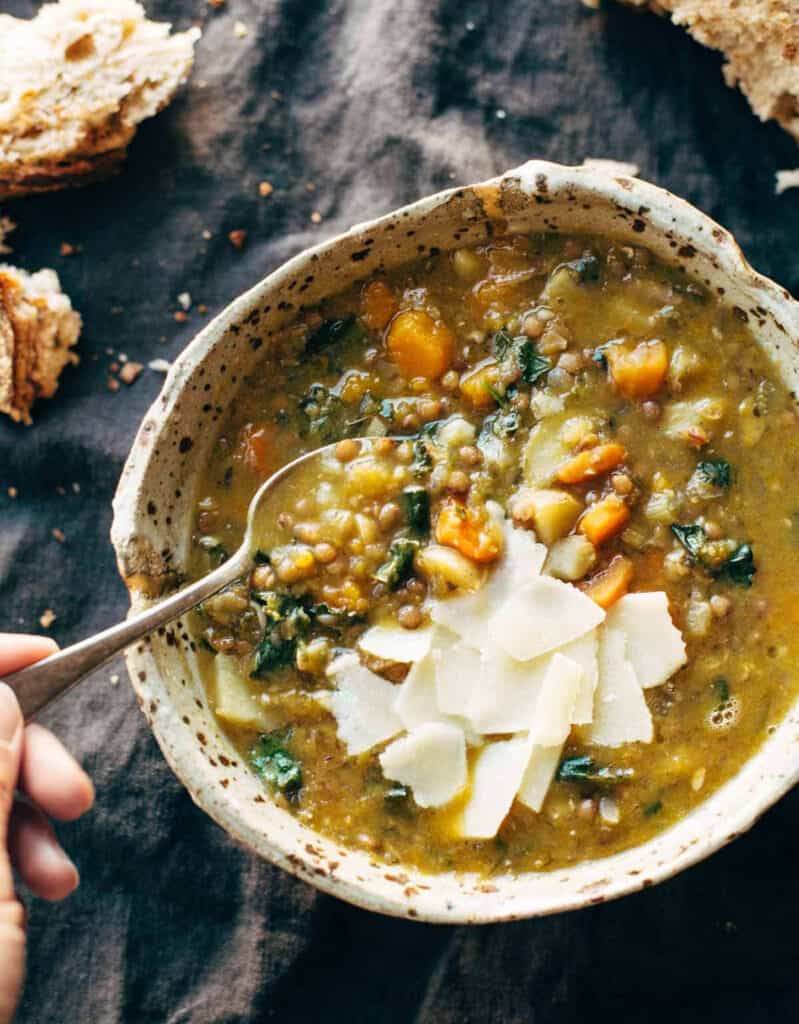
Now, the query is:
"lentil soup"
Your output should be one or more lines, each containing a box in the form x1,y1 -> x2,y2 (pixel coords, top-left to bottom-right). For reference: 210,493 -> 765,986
188,234 -> 799,875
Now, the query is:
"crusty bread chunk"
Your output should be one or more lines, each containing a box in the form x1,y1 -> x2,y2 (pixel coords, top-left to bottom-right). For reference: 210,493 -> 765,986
0,0 -> 199,199
617,0 -> 799,143
0,265 -> 81,424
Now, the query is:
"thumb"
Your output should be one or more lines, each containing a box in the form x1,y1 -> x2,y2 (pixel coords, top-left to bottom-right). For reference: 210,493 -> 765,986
0,684 -> 24,1024
0,685 -> 23,889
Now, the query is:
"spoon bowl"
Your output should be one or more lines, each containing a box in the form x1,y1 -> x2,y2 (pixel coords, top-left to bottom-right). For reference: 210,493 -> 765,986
1,440 -> 356,719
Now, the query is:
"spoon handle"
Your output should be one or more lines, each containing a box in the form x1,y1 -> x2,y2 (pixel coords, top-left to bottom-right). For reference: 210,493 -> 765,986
2,555 -> 248,721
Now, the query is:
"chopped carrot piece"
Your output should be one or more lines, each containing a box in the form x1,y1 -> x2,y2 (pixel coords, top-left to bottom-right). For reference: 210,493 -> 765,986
580,555 -> 634,609
435,498 -> 503,564
578,495 -> 630,546
459,361 -> 501,409
606,340 -> 668,399
556,443 -> 626,485
386,309 -> 455,380
238,422 -> 279,477
361,279 -> 399,331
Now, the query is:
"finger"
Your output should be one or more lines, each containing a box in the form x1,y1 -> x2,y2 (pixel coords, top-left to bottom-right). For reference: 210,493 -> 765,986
0,635 -> 58,677
8,802 -> 78,903
0,685 -> 23,903
0,899 -> 25,1024
19,725 -> 94,822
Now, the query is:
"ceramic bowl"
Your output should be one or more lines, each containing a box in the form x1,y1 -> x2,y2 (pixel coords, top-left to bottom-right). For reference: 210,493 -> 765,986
111,160 -> 799,923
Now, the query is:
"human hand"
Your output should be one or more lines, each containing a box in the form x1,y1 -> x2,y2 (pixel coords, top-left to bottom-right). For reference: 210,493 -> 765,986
0,635 -> 94,1024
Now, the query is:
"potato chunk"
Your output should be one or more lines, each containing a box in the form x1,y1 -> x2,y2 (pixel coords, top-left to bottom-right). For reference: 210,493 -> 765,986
510,488 -> 582,544
544,534 -> 597,581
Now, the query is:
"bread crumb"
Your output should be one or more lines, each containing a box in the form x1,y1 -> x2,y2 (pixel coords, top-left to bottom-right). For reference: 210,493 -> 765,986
177,291 -> 192,310
582,157 -> 640,177
776,169 -> 799,195
174,310 -> 189,323
107,377 -> 120,392
0,215 -> 16,255
197,304 -> 208,314
51,527 -> 66,543
310,211 -> 323,224
148,358 -> 172,373
233,20 -> 249,38
201,229 -> 212,240
305,182 -> 316,193
39,608 -> 56,629
228,229 -> 248,249
581,0 -> 601,7
207,0 -> 225,6
259,181 -> 274,197
59,242 -> 75,256
110,673 -> 120,685
72,482 -> 80,494
119,361 -> 143,384
7,486 -> 17,498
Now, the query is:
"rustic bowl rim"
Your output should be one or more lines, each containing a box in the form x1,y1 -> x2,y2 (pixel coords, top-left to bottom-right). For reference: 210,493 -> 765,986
111,159 -> 799,923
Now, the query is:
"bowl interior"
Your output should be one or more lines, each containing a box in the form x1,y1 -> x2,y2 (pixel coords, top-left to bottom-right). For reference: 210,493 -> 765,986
111,161 -> 799,922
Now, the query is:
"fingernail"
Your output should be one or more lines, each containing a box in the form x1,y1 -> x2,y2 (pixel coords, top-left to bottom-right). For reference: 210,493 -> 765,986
0,684 -> 21,743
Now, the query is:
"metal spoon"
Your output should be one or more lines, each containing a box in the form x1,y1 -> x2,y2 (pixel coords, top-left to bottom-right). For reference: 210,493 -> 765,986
3,440 -> 353,719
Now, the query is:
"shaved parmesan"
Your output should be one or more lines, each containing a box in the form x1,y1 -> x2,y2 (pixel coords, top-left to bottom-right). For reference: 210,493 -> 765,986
492,576 -> 605,662
392,654 -> 440,729
517,744 -> 563,812
434,641 -> 482,716
379,723 -> 467,808
469,649 -> 549,734
457,736 -> 532,839
325,653 -> 403,755
604,592 -> 686,689
430,521 -> 546,650
358,624 -> 433,663
585,628 -> 653,747
529,652 -> 582,746
559,631 -> 599,724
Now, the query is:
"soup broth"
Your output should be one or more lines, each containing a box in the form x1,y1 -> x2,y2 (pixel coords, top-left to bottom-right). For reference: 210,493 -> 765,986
187,234 -> 799,874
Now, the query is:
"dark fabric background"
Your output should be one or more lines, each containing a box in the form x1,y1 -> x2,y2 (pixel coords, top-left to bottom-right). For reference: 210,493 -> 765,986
2,1 -> 799,1020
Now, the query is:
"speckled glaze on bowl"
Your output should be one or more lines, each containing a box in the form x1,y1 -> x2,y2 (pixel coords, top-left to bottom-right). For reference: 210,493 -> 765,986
111,160 -> 799,923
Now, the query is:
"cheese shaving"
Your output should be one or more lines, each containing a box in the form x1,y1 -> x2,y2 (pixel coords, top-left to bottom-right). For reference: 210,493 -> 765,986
457,736 -> 532,839
379,722 -> 467,808
358,623 -> 433,663
491,576 -> 605,662
325,653 -> 403,755
604,592 -> 686,689
585,628 -> 653,747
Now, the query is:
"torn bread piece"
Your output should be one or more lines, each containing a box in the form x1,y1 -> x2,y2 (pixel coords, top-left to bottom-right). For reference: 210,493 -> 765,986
0,265 -> 81,424
616,1 -> 799,144
0,0 -> 200,200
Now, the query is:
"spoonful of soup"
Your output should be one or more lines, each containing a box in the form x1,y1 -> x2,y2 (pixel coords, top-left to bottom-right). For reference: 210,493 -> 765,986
3,438 -> 412,719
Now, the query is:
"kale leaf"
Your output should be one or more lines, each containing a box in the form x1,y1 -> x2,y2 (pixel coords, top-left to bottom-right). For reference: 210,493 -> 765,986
670,523 -> 707,560
671,524 -> 756,587
251,729 -> 303,798
493,328 -> 550,387
298,383 -> 349,442
696,459 -> 732,490
402,487 -> 431,535
306,316 -> 366,355
411,437 -> 433,477
556,755 -> 635,786
559,252 -> 601,283
713,543 -> 756,587
374,538 -> 418,590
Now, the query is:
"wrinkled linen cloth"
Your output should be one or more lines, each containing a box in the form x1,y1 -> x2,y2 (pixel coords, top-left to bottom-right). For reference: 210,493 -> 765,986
2,0 -> 799,1021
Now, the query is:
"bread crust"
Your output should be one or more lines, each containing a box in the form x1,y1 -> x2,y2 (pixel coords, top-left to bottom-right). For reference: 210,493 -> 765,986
617,0 -> 799,143
0,267 -> 81,424
0,148 -> 127,199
